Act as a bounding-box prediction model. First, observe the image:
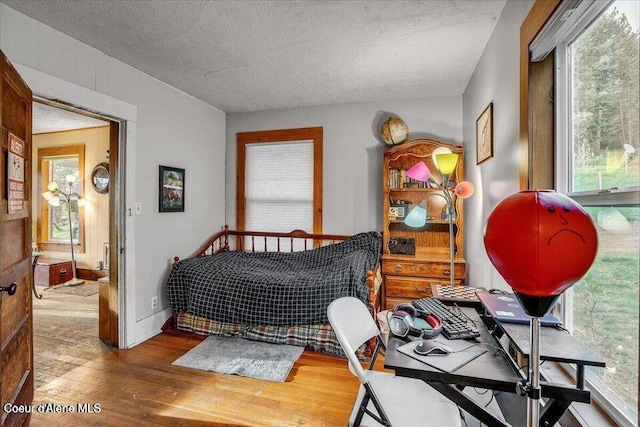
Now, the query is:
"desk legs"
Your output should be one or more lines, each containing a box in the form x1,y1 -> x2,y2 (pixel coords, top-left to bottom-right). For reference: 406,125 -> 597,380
427,382 -> 509,427
540,399 -> 571,427
497,391 -> 575,427
577,365 -> 585,389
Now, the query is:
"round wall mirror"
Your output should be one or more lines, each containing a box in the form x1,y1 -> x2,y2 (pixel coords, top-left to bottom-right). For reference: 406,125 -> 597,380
91,162 -> 110,194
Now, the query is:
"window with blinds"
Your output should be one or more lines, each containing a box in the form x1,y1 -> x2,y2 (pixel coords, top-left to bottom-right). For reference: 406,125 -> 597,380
245,141 -> 314,233
237,127 -> 323,252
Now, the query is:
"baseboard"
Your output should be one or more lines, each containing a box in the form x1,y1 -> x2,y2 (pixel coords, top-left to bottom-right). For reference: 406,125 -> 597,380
130,308 -> 172,348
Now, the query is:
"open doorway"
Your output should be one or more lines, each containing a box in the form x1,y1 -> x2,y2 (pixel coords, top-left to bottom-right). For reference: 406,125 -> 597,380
31,100 -> 117,388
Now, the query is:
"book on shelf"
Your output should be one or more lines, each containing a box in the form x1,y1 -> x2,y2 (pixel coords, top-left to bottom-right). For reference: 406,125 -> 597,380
388,168 -> 411,189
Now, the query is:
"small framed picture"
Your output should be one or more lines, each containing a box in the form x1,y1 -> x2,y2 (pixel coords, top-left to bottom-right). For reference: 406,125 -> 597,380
159,165 -> 185,212
476,102 -> 493,164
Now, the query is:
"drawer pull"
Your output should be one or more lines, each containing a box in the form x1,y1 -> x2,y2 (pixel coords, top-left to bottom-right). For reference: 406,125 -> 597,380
442,268 -> 450,275
413,285 -> 430,293
394,265 -> 403,272
60,269 -> 68,276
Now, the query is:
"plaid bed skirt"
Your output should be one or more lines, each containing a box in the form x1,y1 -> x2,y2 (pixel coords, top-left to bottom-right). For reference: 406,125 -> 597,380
176,312 -> 347,357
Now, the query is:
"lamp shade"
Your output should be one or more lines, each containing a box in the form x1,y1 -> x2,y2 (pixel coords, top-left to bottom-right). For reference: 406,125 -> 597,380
66,175 -> 77,185
484,190 -> 597,309
435,153 -> 459,174
404,201 -> 427,227
48,196 -> 60,207
77,197 -> 87,207
454,181 -> 475,199
432,147 -> 452,170
406,162 -> 431,182
47,182 -> 59,192
42,191 -> 54,201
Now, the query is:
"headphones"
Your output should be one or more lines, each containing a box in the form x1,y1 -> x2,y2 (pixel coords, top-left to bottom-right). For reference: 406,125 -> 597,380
388,303 -> 442,339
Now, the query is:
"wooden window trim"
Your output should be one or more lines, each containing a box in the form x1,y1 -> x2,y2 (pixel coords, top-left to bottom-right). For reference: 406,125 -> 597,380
236,127 -> 323,235
519,0 -> 562,190
37,144 -> 86,253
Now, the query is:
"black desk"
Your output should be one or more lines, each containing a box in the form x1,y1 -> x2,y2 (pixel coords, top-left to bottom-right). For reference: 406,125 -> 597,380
384,306 -> 605,427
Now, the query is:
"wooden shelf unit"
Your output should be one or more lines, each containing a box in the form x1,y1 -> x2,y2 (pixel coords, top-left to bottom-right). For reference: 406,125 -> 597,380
381,139 -> 467,309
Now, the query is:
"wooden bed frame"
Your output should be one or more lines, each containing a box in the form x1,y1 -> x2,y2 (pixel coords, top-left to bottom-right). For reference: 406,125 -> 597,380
163,226 -> 383,339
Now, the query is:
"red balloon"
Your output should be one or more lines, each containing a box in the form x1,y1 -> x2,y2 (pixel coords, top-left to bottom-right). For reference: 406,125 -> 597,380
484,190 -> 598,297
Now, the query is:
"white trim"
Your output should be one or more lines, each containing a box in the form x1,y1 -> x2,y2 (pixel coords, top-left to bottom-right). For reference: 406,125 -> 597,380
530,0 -> 613,62
569,188 -> 640,206
554,42 -> 570,195
15,65 -> 137,122
131,308 -> 172,348
122,122 -> 136,350
553,3 -> 639,423
16,63 -> 139,349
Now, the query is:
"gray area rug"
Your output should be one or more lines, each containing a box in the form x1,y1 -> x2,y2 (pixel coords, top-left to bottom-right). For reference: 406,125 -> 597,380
43,282 -> 99,296
172,336 -> 304,382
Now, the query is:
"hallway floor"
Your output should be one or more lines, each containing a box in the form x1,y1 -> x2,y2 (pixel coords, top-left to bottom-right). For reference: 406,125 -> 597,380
33,282 -> 112,389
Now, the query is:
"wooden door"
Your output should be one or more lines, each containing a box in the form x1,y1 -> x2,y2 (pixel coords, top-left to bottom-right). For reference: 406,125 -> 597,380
0,51 -> 34,426
103,121 -> 119,347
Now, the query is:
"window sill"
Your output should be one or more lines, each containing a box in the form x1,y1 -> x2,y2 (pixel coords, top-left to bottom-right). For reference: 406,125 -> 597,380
38,241 -> 85,254
540,361 -> 619,427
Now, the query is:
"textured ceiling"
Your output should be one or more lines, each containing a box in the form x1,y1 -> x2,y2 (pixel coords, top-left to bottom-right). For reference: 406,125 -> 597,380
33,102 -> 109,134
5,0 -> 506,113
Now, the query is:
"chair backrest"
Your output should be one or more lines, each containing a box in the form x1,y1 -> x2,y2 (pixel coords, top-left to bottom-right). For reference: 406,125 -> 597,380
327,297 -> 380,384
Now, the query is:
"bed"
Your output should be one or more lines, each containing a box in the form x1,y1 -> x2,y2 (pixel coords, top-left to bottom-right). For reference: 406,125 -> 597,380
164,226 -> 382,356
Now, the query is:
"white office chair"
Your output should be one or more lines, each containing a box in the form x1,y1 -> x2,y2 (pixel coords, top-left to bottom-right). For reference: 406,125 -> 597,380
328,297 -> 462,427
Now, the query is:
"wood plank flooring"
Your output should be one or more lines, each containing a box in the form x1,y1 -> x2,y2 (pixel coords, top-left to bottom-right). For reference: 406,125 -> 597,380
33,283 -> 112,389
31,290 -> 362,426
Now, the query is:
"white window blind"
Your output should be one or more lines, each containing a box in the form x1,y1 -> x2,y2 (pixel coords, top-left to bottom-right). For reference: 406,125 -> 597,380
245,141 -> 314,234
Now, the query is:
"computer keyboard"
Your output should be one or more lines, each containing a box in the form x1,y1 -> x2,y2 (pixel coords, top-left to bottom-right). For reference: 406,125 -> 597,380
412,297 -> 480,340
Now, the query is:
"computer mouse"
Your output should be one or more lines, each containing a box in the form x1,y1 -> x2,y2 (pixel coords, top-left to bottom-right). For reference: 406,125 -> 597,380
414,340 -> 453,356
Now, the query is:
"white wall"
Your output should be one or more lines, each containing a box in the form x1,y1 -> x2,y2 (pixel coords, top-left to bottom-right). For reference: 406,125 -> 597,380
0,4 -> 227,347
462,0 -> 535,291
226,97 -> 463,234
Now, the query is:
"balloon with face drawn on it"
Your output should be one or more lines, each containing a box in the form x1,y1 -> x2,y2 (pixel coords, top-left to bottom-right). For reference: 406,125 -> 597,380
484,190 -> 598,300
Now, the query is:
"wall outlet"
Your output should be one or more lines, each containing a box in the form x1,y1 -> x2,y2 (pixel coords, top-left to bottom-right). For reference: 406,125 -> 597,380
151,296 -> 157,310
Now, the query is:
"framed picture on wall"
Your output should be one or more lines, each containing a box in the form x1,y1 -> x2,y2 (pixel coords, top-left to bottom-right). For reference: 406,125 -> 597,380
159,165 -> 185,212
476,102 -> 493,164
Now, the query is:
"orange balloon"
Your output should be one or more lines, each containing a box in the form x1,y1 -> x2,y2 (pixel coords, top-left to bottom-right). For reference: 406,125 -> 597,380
484,190 -> 598,297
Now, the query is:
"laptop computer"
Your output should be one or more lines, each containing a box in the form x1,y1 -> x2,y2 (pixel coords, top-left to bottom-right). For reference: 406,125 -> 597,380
476,290 -> 563,327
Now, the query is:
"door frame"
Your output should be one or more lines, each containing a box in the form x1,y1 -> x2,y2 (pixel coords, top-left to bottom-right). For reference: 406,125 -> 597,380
33,97 -> 125,348
17,64 -> 137,349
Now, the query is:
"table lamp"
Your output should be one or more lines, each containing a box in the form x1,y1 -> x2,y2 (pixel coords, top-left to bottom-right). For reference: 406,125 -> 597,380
42,174 -> 86,287
484,190 -> 597,427
404,152 -> 474,286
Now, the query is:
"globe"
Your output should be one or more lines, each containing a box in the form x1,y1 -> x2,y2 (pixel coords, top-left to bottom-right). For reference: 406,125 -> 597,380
381,117 -> 409,146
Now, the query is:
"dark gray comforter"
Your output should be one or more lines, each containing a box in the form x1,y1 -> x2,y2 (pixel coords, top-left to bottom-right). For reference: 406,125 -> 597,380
167,231 -> 381,326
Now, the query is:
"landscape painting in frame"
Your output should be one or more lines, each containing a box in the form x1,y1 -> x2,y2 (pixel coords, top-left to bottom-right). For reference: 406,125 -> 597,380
159,165 -> 185,212
476,102 -> 493,164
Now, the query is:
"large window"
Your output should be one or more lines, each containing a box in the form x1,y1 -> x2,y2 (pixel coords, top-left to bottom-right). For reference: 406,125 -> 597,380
38,145 -> 85,252
555,1 -> 639,423
237,127 -> 323,251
